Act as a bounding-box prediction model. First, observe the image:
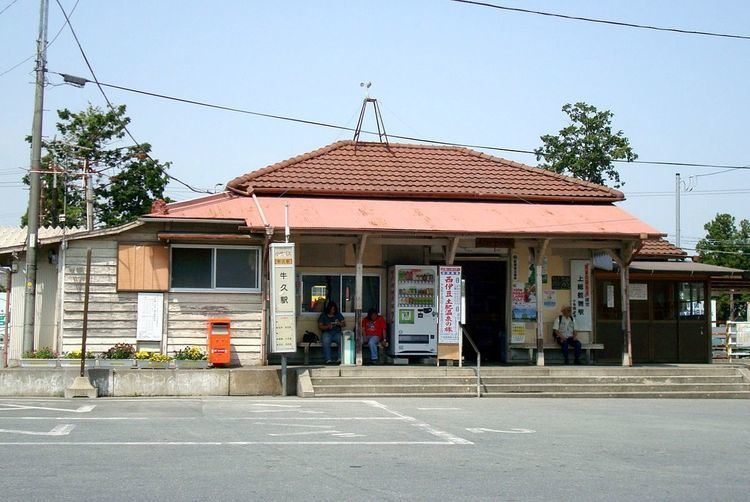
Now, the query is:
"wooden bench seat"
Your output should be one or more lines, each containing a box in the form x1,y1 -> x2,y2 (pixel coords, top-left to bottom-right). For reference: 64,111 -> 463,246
298,342 -> 337,365
297,340 -> 384,364
510,342 -> 604,364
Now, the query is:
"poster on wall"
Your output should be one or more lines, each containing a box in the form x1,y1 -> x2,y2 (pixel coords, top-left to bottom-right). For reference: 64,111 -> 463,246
543,290 -> 557,309
570,260 -> 592,331
512,281 -> 537,321
136,292 -> 163,341
438,266 -> 461,344
629,283 -> 648,301
511,322 -> 526,344
512,253 -> 519,281
606,284 -> 615,308
270,243 -> 296,353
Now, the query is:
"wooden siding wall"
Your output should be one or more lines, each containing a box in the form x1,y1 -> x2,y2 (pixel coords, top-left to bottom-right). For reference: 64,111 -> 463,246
61,228 -> 263,365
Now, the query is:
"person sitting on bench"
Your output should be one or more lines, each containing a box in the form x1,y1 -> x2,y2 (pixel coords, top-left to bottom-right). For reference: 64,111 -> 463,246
553,306 -> 582,365
361,307 -> 387,364
318,301 -> 345,364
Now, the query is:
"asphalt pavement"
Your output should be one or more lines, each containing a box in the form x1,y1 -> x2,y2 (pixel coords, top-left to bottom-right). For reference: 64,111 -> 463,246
0,396 -> 748,501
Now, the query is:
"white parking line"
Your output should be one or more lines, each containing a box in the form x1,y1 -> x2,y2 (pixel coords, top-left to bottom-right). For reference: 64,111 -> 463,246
365,401 -> 473,445
0,424 -> 75,436
0,404 -> 95,413
0,441 -> 455,446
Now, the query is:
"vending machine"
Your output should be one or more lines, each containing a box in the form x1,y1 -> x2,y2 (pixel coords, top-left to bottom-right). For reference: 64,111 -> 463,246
388,265 -> 439,356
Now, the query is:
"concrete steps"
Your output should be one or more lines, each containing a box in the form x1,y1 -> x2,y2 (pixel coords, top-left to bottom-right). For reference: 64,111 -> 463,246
306,365 -> 750,398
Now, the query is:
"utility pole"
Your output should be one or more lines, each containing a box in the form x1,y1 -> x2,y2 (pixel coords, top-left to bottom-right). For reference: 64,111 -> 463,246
22,0 -> 50,354
84,158 -> 94,230
675,173 -> 681,249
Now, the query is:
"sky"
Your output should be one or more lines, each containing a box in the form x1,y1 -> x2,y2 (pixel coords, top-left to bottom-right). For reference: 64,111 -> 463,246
1,0 -> 749,253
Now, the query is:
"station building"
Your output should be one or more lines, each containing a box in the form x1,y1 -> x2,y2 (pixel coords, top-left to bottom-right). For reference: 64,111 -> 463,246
2,140 -> 744,366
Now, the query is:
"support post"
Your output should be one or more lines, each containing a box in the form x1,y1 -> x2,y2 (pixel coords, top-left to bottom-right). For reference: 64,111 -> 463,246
79,249 -> 92,377
65,248 -> 96,398
22,0 -> 50,355
618,242 -> 636,367
84,158 -> 94,230
354,234 -> 368,366
2,267 -> 11,368
445,237 -> 460,265
674,173 -> 681,247
535,239 -> 550,366
281,355 -> 287,396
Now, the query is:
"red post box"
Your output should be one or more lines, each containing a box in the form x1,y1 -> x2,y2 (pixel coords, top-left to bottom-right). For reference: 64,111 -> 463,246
207,318 -> 231,365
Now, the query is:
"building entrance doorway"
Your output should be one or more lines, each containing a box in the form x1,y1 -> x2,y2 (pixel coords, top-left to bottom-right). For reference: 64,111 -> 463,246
455,260 -> 507,363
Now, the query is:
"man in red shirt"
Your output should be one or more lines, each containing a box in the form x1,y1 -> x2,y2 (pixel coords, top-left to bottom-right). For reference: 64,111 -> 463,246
362,307 -> 387,364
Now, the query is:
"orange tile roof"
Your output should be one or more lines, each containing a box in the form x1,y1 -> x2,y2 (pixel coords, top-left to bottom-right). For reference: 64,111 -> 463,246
636,239 -> 687,259
226,141 -> 624,203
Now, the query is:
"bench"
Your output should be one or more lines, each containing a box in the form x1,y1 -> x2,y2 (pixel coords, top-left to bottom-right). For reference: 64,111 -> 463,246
297,340 -> 384,364
510,343 -> 605,364
298,342 -> 337,365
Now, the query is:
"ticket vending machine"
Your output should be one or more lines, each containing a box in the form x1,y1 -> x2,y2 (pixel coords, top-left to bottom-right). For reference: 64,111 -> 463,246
207,318 -> 231,365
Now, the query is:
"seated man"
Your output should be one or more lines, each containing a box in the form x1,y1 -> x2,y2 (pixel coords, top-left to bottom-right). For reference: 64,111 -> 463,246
552,306 -> 582,365
361,307 -> 387,364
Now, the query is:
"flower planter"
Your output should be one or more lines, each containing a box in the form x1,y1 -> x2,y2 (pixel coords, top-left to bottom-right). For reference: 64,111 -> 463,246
59,358 -> 97,369
174,359 -> 208,369
98,359 -> 136,369
19,358 -> 58,368
136,360 -> 172,369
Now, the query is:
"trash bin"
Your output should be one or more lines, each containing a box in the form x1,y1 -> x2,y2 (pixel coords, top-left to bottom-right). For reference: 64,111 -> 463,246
341,330 -> 356,365
207,318 -> 231,365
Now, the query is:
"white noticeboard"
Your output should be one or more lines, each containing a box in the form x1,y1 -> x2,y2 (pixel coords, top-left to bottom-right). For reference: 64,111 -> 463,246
270,243 -> 296,353
570,260 -> 592,332
137,293 -> 164,341
438,266 -> 461,344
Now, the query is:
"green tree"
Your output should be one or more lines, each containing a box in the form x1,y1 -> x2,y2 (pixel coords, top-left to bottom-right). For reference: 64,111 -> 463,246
535,102 -> 637,188
23,105 -> 170,228
696,213 -> 750,321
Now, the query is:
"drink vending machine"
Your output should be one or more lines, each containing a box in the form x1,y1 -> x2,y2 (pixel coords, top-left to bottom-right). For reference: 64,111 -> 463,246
387,265 -> 438,356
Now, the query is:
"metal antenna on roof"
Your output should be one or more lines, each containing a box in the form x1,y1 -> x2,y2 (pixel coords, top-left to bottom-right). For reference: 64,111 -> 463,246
353,82 -> 389,148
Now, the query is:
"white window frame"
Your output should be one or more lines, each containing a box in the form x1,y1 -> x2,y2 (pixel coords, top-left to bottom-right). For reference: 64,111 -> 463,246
170,244 -> 262,293
299,272 -> 381,316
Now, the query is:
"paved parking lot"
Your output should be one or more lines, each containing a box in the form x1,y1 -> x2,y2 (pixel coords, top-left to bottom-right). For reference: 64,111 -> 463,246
1,397 -> 749,501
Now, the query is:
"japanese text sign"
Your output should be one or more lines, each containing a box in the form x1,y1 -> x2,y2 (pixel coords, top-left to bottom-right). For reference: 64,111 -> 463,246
270,243 -> 296,353
439,266 -> 462,344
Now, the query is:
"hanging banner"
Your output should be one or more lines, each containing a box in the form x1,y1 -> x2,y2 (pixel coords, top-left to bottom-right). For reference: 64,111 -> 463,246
270,243 -> 296,353
570,260 -> 592,331
438,266 -> 462,344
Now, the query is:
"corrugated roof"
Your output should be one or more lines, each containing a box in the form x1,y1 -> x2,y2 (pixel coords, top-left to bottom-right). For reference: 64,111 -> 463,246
226,141 -> 625,203
0,226 -> 87,250
630,261 -> 745,275
637,239 -> 687,259
0,221 -> 144,254
148,194 -> 662,238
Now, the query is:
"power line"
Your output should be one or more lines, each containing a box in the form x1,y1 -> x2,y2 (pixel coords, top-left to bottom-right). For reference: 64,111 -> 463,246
0,0 -> 20,17
0,0 -> 79,78
450,0 -> 750,41
50,72 -> 750,173
54,0 -> 210,195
